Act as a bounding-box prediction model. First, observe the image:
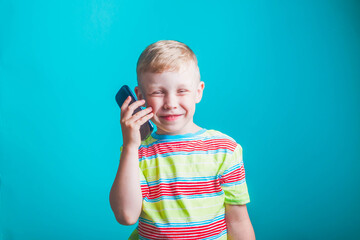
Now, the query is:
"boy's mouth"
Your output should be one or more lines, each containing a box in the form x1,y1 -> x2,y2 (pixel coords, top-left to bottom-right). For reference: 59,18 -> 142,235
160,114 -> 183,121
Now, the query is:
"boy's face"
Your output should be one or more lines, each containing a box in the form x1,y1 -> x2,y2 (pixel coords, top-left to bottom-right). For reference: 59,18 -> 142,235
135,63 -> 205,135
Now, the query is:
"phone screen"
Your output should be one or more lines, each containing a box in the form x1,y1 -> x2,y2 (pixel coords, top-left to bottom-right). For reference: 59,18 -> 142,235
115,85 -> 154,140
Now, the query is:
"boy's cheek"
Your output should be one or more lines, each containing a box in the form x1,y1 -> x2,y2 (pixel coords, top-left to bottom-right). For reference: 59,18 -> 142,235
146,97 -> 161,105
145,100 -> 157,110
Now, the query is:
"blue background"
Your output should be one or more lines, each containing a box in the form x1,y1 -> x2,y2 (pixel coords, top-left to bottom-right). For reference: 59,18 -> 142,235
1,0 -> 359,239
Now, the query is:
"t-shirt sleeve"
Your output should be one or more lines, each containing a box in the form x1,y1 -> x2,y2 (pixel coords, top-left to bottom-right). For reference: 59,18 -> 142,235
219,144 -> 250,205
120,145 -> 149,199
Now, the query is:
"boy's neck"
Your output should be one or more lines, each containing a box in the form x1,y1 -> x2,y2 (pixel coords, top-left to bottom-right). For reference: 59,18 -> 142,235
155,124 -> 203,136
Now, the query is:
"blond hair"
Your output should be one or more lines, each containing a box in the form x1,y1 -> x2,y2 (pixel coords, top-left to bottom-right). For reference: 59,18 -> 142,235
136,40 -> 200,83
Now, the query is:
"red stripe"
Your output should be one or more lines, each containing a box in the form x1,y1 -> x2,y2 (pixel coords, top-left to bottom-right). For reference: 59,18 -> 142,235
141,185 -> 149,198
138,218 -> 226,239
139,139 -> 237,158
221,165 -> 245,184
142,166 -> 246,199
147,180 -> 222,199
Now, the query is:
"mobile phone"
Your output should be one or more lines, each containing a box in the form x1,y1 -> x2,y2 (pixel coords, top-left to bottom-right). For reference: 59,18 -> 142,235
115,85 -> 154,141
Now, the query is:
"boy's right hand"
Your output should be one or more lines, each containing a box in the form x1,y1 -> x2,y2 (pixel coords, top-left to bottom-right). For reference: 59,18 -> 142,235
120,96 -> 153,149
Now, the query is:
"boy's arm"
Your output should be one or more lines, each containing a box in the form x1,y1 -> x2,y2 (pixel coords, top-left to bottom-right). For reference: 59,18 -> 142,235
109,96 -> 153,225
225,204 -> 255,240
109,146 -> 143,225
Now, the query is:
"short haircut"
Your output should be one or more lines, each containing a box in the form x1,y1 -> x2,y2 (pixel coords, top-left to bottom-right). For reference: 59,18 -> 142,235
136,40 -> 200,85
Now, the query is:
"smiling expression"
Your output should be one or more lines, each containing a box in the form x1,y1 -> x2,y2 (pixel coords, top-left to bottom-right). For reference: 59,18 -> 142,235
135,63 -> 205,135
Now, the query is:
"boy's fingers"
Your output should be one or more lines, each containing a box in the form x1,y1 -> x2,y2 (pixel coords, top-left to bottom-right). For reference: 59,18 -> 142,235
135,112 -> 154,126
120,96 -> 132,118
122,99 -> 146,120
120,96 -> 132,111
126,107 -> 153,125
123,99 -> 145,115
131,107 -> 152,121
121,110 -> 152,130
128,99 -> 146,111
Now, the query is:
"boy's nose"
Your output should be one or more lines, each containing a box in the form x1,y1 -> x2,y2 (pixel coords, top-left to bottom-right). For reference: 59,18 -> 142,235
163,94 -> 178,110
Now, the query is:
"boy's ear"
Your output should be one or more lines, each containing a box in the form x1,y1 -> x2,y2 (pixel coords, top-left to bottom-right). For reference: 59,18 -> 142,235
195,81 -> 205,104
134,86 -> 144,100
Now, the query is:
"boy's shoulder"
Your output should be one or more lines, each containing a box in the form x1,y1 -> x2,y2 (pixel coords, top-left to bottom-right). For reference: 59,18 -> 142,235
203,129 -> 242,149
202,129 -> 237,141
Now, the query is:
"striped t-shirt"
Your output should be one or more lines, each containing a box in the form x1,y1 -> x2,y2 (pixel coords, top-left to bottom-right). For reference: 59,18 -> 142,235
121,128 -> 250,240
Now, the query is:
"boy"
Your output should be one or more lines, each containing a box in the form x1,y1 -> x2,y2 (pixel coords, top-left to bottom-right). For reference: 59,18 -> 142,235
110,40 -> 255,239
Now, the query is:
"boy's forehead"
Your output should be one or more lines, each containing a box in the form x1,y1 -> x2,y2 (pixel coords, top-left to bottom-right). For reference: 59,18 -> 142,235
145,81 -> 192,90
139,66 -> 199,90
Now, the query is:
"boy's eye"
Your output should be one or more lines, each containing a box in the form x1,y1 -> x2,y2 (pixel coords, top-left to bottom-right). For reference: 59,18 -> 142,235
151,89 -> 188,95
